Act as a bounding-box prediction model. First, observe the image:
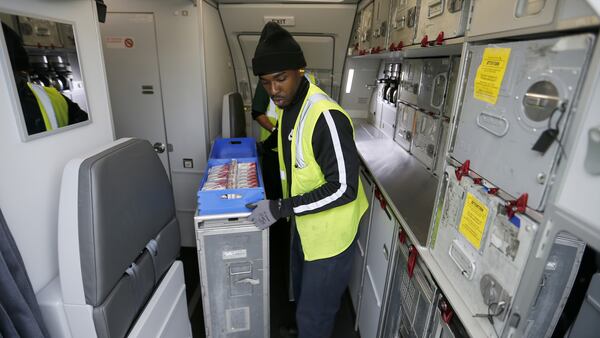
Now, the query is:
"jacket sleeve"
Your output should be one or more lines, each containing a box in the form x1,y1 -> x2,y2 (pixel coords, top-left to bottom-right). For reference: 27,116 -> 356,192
279,109 -> 360,217
251,82 -> 270,120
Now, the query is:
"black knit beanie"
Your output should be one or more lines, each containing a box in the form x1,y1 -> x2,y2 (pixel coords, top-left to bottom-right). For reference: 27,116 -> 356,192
252,22 -> 306,76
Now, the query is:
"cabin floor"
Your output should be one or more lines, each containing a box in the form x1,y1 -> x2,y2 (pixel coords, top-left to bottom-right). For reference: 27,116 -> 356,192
180,220 -> 361,338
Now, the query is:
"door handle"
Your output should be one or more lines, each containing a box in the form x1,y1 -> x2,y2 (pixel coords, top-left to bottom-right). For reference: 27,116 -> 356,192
153,142 -> 166,153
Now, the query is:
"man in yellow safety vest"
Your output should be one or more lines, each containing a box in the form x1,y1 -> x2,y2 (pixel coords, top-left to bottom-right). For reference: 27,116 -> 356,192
247,22 -> 368,338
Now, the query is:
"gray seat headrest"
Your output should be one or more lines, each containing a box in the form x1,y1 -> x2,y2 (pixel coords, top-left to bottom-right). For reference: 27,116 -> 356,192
77,139 -> 179,306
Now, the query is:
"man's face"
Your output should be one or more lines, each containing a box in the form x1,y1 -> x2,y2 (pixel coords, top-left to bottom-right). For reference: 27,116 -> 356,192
260,69 -> 303,108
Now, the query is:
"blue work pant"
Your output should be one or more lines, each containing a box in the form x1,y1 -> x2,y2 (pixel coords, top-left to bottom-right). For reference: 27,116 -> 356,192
291,228 -> 356,338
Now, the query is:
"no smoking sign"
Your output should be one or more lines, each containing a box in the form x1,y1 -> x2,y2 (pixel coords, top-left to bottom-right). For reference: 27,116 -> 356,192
124,38 -> 134,48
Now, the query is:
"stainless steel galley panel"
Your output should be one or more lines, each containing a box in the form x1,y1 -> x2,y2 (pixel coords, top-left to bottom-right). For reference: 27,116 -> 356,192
467,0 -> 597,38
399,58 -> 424,106
434,119 -> 450,177
418,57 -> 452,115
430,167 -> 540,336
412,111 -> 443,170
415,0 -> 471,44
381,103 -> 398,139
371,0 -> 392,52
451,34 -> 595,210
349,167 -> 376,312
359,190 -> 397,338
358,2 -> 375,53
382,231 -> 438,338
389,0 -> 420,49
394,102 -> 417,152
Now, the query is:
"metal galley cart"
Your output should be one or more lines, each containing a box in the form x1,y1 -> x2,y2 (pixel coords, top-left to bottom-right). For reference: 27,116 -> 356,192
195,138 -> 269,338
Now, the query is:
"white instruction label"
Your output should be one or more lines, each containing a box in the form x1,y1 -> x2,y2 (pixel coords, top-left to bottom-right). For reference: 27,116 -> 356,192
222,249 -> 247,260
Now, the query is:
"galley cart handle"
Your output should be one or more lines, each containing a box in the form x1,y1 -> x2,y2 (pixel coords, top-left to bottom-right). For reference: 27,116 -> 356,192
236,278 -> 260,285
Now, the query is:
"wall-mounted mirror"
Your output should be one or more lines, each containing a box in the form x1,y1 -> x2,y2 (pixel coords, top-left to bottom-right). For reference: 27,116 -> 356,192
1,12 -> 89,140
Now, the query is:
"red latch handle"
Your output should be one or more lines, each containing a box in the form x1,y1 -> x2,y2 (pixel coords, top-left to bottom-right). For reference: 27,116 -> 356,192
420,35 -> 429,47
389,43 -> 396,51
435,31 -> 445,45
473,177 -> 482,185
455,160 -> 470,181
439,297 -> 454,323
374,188 -> 387,210
505,193 -> 528,218
397,41 -> 404,50
399,229 -> 407,244
407,245 -> 418,278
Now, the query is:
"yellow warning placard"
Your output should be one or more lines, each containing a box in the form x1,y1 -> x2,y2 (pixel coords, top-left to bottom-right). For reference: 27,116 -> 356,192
473,48 -> 511,105
458,193 -> 489,250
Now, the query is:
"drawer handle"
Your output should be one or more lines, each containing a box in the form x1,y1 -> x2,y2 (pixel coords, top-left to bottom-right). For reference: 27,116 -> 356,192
383,244 -> 389,261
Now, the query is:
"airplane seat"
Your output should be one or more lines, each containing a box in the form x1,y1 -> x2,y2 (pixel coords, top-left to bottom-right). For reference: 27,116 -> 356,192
55,138 -> 192,337
222,91 -> 246,138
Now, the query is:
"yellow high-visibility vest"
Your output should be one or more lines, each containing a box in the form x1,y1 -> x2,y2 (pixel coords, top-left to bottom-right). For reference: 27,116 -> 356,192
28,83 -> 69,131
277,82 -> 368,261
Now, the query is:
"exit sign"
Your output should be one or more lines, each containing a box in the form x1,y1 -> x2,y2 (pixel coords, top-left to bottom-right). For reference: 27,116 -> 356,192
264,16 -> 295,26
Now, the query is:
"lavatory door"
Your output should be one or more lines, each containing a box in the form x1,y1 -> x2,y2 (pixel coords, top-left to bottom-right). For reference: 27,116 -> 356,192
100,13 -> 170,173
452,34 -> 595,210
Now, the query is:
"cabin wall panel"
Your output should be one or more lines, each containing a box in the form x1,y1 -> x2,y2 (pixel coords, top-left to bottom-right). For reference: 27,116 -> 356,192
0,0 -> 115,292
202,1 -> 236,142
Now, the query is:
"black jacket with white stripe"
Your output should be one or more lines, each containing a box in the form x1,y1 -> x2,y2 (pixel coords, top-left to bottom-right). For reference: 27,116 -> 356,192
262,77 -> 360,218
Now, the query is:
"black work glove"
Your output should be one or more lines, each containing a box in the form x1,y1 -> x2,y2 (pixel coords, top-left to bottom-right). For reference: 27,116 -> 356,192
246,199 -> 282,230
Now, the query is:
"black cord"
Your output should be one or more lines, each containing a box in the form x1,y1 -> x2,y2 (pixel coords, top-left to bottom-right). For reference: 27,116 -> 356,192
487,302 -> 506,338
546,102 -> 568,160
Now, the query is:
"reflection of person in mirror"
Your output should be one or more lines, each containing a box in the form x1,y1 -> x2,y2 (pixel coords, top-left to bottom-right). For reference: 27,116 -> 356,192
2,22 -> 88,136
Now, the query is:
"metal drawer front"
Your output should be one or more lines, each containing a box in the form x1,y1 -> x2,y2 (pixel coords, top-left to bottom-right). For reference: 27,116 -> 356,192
468,0 -> 558,38
394,102 -> 417,152
412,111 -> 442,170
389,0 -> 420,48
418,57 -> 452,115
415,0 -> 471,44
400,58 -> 424,106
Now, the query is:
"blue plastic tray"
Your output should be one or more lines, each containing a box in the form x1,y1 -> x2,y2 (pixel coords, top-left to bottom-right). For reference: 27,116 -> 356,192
197,140 -> 265,216
209,137 -> 257,160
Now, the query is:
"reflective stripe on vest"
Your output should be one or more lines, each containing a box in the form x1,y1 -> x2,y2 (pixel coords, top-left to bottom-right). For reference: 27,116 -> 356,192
277,82 -> 369,261
28,83 -> 69,131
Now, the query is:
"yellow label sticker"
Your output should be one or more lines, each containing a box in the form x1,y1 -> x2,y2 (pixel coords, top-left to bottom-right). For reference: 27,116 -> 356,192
458,193 -> 489,250
473,48 -> 511,105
